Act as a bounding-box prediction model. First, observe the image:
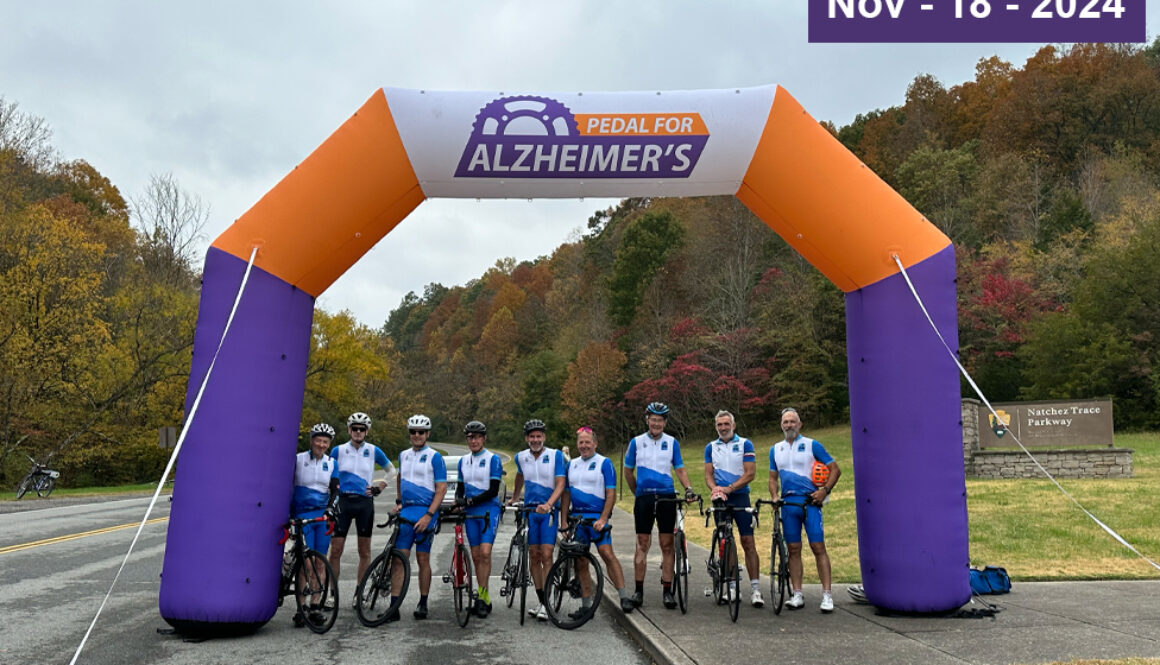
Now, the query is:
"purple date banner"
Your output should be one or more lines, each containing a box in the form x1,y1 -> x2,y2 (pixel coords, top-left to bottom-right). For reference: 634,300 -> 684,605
808,0 -> 1145,43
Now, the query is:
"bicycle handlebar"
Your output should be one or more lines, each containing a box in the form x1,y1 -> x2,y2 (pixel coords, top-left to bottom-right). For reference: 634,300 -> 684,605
702,502 -> 762,529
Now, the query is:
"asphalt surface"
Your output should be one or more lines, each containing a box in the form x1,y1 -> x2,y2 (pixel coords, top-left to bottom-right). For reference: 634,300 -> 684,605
0,490 -> 649,665
599,507 -> 1160,665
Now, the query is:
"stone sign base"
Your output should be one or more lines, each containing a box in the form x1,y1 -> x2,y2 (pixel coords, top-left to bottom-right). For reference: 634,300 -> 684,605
962,398 -> 1133,479
968,448 -> 1133,479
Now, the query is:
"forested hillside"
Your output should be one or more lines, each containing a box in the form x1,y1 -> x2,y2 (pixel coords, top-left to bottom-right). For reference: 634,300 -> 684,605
4,42 -> 1159,487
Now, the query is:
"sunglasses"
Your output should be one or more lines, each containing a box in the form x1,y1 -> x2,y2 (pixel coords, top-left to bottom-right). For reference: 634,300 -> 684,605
409,429 -> 428,436
350,426 -> 368,432
465,433 -> 485,439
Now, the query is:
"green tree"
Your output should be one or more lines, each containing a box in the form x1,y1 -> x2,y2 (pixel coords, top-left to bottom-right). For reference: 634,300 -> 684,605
608,211 -> 684,327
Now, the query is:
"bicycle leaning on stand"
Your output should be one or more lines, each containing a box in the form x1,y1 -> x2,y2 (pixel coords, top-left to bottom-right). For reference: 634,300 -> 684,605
277,514 -> 340,633
499,502 -> 537,624
438,506 -> 489,628
542,514 -> 609,630
355,512 -> 412,627
15,455 -> 60,499
702,500 -> 762,622
657,494 -> 702,614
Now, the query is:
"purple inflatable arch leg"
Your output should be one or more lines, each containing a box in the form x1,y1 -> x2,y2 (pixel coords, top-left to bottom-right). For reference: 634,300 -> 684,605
844,245 -> 971,612
159,247 -> 314,634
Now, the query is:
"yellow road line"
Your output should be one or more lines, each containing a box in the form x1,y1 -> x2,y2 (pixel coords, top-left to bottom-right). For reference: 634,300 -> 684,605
0,516 -> 169,555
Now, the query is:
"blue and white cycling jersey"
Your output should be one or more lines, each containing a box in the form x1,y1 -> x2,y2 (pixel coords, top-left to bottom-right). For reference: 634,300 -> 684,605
769,435 -> 834,498
515,447 -> 566,506
704,434 -> 756,495
458,449 -> 503,507
624,433 -> 684,495
330,441 -> 394,495
292,451 -> 338,515
566,453 -> 616,516
398,446 -> 446,508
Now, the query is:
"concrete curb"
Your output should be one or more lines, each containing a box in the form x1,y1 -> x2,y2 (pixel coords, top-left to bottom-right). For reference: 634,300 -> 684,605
599,586 -> 697,665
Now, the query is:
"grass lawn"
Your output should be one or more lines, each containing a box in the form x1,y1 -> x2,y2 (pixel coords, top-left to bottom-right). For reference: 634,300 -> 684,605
1,482 -> 163,501
613,427 -> 1160,584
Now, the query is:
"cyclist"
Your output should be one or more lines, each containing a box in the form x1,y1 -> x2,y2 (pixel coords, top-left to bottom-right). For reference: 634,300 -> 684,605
769,407 -> 842,612
561,426 -> 635,614
388,414 -> 447,621
290,423 -> 340,627
508,418 -> 566,621
704,410 -> 763,607
455,420 -> 503,617
624,401 -> 695,610
328,412 -> 396,595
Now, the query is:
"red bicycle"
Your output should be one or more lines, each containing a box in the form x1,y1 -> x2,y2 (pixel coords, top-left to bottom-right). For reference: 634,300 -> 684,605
438,507 -> 489,627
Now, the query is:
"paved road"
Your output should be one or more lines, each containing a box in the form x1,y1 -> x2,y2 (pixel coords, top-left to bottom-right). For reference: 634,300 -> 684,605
0,492 -> 649,665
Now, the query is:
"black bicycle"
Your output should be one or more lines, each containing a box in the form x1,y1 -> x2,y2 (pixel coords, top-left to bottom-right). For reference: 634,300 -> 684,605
499,502 -> 536,624
657,494 -> 702,614
703,500 -> 761,622
543,515 -> 608,630
355,512 -> 413,627
755,498 -> 792,614
15,455 -> 60,499
277,515 -> 339,633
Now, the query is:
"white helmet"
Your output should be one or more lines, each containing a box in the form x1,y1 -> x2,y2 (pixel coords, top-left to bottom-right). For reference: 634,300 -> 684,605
347,412 -> 372,428
309,423 -> 336,439
407,414 -> 432,431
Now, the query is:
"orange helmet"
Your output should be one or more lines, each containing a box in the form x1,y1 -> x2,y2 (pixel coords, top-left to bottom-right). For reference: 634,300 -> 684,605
811,461 -> 831,487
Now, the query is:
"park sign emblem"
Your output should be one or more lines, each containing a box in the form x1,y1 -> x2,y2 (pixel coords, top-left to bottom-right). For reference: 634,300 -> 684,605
989,410 -> 1011,439
455,96 -> 710,179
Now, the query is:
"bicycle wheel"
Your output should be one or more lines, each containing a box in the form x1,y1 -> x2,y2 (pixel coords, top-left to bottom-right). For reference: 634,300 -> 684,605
36,476 -> 56,498
517,538 -> 529,625
544,552 -> 603,630
724,536 -> 741,622
355,549 -> 409,627
296,550 -> 339,634
15,473 -> 34,499
772,532 -> 789,615
707,531 -> 724,605
502,534 -> 521,608
674,530 -> 689,614
453,542 -> 474,628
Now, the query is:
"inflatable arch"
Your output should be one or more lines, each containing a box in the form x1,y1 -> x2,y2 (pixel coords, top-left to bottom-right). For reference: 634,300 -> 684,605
160,85 -> 968,632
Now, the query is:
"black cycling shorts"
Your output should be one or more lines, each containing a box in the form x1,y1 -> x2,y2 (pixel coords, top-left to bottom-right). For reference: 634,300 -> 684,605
633,493 -> 677,535
334,494 -> 375,538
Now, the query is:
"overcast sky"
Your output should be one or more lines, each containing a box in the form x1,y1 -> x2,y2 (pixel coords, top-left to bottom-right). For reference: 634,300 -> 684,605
3,2 -> 1157,326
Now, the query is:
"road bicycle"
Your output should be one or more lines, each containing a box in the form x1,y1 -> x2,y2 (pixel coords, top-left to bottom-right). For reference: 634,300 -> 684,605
277,514 -> 339,633
498,502 -> 537,624
702,500 -> 762,623
355,512 -> 412,627
657,494 -> 702,614
543,515 -> 608,630
438,506 -> 489,627
15,455 -> 60,499
755,498 -> 792,614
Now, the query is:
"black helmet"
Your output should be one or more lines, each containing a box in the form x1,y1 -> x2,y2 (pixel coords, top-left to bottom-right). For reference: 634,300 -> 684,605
523,418 -> 547,434
463,420 -> 487,435
646,401 -> 670,417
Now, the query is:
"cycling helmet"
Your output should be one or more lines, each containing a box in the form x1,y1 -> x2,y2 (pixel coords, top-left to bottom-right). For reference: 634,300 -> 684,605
309,423 -> 336,439
645,401 -> 670,417
811,460 -> 831,487
347,412 -> 372,427
463,420 -> 487,435
523,418 -> 547,434
407,414 -> 432,431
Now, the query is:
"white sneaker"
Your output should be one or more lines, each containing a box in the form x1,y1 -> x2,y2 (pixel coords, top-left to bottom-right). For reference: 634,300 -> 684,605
536,604 -> 548,621
751,589 -> 765,608
527,603 -> 540,617
820,592 -> 834,612
786,591 -> 804,609
728,584 -> 738,602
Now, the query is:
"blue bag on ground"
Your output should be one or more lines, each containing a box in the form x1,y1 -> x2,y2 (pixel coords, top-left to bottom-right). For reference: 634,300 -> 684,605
969,566 -> 1011,594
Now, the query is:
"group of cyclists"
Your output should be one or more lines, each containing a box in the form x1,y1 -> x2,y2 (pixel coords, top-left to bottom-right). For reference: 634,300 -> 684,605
290,401 -> 841,627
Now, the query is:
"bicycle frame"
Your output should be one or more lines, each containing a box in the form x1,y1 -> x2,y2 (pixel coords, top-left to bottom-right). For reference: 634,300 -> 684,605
657,495 -> 701,613
438,508 -> 489,628
702,501 -> 761,622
